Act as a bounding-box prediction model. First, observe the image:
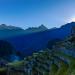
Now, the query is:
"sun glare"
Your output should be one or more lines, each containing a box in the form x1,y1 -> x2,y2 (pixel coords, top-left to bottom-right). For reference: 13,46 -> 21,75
71,17 -> 75,22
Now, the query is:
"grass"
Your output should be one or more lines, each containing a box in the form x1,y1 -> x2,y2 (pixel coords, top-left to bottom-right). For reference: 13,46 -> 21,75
0,67 -> 6,72
56,60 -> 68,75
55,51 -> 75,75
49,63 -> 58,75
7,60 -> 24,67
1,49 -> 75,75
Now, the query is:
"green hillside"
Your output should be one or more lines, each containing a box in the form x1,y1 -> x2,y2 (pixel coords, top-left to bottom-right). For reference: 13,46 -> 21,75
0,34 -> 75,75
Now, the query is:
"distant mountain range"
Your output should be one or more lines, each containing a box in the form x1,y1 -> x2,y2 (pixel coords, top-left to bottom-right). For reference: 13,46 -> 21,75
0,24 -> 23,30
25,24 -> 48,33
0,22 -> 75,56
0,24 -> 48,38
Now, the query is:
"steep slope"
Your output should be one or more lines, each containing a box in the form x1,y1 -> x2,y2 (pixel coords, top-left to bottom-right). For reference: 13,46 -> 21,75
3,22 -> 75,56
1,33 -> 75,75
0,22 -> 75,56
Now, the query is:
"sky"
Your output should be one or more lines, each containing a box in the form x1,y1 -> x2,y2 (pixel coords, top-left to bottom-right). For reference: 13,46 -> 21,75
0,0 -> 75,29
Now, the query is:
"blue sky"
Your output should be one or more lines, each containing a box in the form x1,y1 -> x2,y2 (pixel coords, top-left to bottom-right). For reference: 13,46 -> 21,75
0,0 -> 75,29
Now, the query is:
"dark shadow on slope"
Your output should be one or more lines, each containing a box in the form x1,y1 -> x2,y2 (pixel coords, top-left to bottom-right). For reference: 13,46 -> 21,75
47,39 -> 62,49
0,40 -> 14,56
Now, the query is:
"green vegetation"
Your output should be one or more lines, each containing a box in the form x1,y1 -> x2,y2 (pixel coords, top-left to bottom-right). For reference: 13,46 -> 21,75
1,31 -> 75,75
49,63 -> 58,75
55,51 -> 75,75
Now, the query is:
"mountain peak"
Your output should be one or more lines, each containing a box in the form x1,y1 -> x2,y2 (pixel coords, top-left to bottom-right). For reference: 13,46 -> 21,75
61,22 -> 75,28
0,24 -> 23,30
70,22 -> 75,23
1,24 -> 6,26
25,24 -> 48,33
67,22 -> 75,25
39,24 -> 48,29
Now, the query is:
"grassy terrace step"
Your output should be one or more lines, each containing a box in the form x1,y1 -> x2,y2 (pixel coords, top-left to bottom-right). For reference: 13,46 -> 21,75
54,51 -> 75,75
0,68 -> 7,75
0,67 -> 7,72
7,60 -> 24,67
53,56 -> 69,75
35,55 -> 52,65
1,49 -> 75,75
0,63 -> 21,74
49,63 -> 58,75
55,58 -> 68,75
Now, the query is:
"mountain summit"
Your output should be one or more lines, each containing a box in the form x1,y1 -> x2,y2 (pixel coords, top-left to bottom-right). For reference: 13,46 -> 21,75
0,24 -> 48,38
0,24 -> 23,30
25,24 -> 48,33
38,24 -> 48,30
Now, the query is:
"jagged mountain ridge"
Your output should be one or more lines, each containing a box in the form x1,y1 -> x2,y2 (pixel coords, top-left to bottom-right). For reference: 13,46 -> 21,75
1,22 -> 75,74
25,24 -> 48,32
0,24 -> 48,38
0,22 -> 75,56
2,22 -> 75,56
0,24 -> 23,30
